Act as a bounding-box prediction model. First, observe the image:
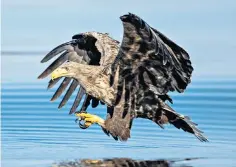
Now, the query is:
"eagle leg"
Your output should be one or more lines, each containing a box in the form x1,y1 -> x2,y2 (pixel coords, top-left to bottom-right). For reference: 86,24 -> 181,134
75,112 -> 105,129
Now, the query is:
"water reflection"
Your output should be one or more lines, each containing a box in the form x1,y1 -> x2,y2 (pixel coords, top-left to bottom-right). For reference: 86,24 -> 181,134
52,157 -> 201,167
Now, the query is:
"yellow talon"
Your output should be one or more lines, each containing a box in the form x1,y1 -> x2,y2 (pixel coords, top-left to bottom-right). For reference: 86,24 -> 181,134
84,122 -> 93,127
75,112 -> 105,127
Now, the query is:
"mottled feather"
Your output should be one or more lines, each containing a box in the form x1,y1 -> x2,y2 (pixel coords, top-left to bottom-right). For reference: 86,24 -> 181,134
39,13 -> 207,142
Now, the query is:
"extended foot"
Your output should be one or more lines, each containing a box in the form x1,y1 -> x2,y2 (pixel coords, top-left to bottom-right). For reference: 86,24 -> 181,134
75,112 -> 105,129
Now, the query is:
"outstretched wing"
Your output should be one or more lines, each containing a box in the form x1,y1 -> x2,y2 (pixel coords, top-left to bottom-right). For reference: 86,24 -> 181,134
107,13 -> 207,141
38,37 -> 102,114
111,13 -> 193,95
111,13 -> 193,112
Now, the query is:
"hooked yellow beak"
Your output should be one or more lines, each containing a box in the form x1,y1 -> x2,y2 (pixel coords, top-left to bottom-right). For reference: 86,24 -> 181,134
51,69 -> 67,80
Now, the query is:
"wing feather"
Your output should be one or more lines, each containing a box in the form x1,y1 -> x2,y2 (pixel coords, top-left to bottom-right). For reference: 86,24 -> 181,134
40,42 -> 74,63
69,87 -> 86,114
38,51 -> 70,79
38,38 -> 101,114
58,80 -> 78,109
47,78 -> 61,89
50,78 -> 71,102
104,81 -> 132,141
111,13 -> 194,106
107,13 -> 207,141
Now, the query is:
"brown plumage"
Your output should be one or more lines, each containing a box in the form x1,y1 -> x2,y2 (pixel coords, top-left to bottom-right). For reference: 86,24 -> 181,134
39,13 -> 208,142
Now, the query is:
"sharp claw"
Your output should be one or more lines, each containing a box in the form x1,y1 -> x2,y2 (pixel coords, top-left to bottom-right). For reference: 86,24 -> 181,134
75,118 -> 89,129
75,111 -> 90,129
75,111 -> 104,130
75,117 -> 82,123
79,120 -> 90,129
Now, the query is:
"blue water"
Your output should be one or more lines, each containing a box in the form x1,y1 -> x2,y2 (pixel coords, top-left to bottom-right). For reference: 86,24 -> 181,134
2,80 -> 236,167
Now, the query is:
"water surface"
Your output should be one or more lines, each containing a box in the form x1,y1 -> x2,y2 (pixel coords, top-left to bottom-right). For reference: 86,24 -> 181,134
2,79 -> 236,167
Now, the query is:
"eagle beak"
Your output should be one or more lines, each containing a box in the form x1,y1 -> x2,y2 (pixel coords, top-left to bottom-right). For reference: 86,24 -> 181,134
51,70 -> 59,80
51,69 -> 66,80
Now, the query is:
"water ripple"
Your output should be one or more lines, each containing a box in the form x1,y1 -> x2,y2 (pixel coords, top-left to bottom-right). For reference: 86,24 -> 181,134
2,81 -> 236,167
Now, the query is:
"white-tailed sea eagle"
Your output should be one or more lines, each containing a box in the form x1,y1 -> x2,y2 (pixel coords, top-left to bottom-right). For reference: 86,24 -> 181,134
38,13 -> 208,142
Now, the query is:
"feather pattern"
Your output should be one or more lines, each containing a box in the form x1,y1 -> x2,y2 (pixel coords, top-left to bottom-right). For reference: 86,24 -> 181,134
38,38 -> 102,114
108,13 -> 204,141
39,13 -> 207,142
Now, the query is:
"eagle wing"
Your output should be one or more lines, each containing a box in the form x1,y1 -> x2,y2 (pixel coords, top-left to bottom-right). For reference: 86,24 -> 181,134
107,13 -> 206,141
38,37 -> 102,114
111,14 -> 193,96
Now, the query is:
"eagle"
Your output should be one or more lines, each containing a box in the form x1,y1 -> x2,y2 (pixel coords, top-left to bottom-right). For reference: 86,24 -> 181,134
38,13 -> 208,142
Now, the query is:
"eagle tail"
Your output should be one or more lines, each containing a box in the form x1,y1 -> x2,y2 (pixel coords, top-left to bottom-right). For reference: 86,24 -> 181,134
159,104 -> 208,142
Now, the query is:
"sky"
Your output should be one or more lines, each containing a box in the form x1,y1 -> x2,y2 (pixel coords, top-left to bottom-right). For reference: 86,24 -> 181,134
1,0 -> 236,82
